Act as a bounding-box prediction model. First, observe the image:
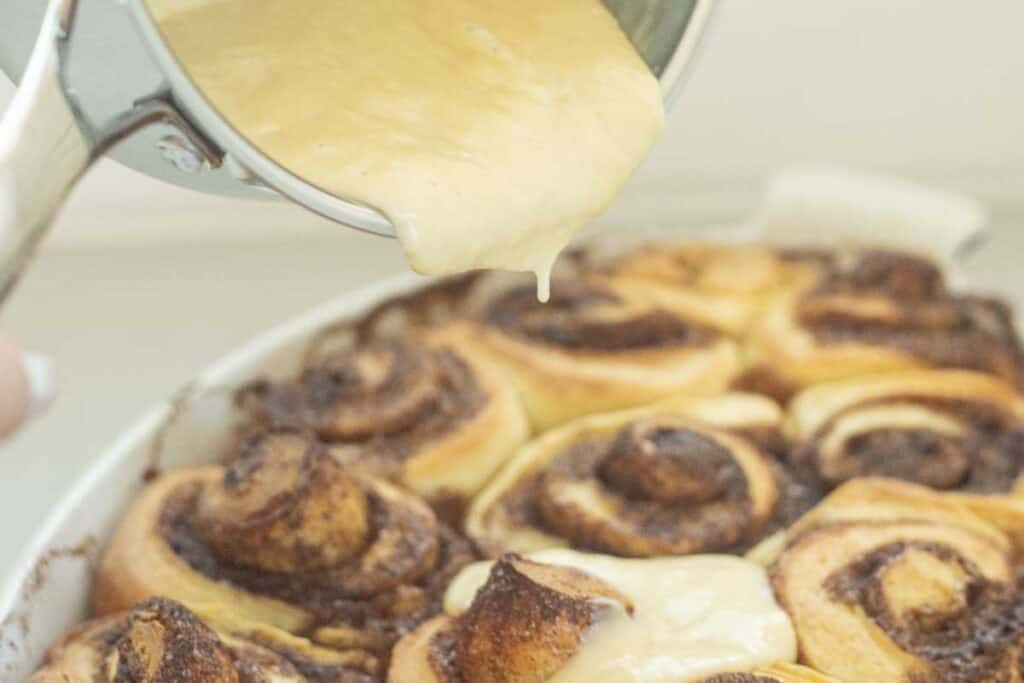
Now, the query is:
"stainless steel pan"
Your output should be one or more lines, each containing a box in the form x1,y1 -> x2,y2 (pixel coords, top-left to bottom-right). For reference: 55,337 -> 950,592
0,0 -> 715,299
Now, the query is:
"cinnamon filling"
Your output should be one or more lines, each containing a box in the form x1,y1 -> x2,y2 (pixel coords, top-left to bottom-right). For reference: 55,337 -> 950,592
498,419 -> 807,555
101,598 -> 238,682
540,436 -> 752,553
162,488 -> 472,634
483,281 -> 717,351
425,555 -> 631,683
237,342 -> 485,458
598,425 -> 745,504
825,540 -> 1024,682
785,250 -> 1024,384
731,367 -> 803,406
802,398 -> 1024,493
158,431 -> 477,652
762,460 -> 824,538
341,272 -> 484,346
800,250 -> 948,301
92,598 -> 375,683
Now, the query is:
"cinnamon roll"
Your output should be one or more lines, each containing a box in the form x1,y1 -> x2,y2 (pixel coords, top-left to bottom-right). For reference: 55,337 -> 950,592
466,393 -> 823,558
787,370 -> 1024,545
761,478 -> 1024,682
696,664 -> 839,683
747,249 -> 1024,392
238,326 -> 529,515
389,550 -> 797,682
93,429 -> 478,675
458,277 -> 742,430
600,243 -> 818,335
30,597 -> 373,682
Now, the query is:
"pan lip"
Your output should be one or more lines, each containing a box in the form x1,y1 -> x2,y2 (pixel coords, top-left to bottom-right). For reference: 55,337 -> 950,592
659,0 -> 718,107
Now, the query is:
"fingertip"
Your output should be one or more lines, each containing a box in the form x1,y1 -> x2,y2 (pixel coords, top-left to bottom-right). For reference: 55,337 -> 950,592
22,351 -> 55,419
0,341 -> 54,440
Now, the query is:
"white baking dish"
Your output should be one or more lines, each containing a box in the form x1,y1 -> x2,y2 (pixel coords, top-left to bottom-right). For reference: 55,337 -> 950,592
0,170 -> 990,681
0,273 -> 427,682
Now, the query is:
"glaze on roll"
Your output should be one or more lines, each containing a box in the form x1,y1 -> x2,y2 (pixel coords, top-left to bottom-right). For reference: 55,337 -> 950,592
747,249 -> 1024,395
466,394 -> 822,558
757,478 -> 1024,682
238,327 -> 529,516
93,430 -> 477,676
29,597 -> 373,682
390,550 -> 797,682
460,277 -> 742,429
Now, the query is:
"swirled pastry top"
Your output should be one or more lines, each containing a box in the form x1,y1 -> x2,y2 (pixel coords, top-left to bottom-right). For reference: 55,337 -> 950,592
757,478 -> 1024,682
466,393 -> 822,558
94,430 -> 477,676
152,0 -> 664,295
460,277 -> 742,428
479,278 -> 723,351
237,330 -> 529,504
600,243 -> 820,333
441,550 -> 797,682
783,250 -> 1024,383
694,664 -> 839,682
29,597 -> 374,682
787,370 -> 1024,493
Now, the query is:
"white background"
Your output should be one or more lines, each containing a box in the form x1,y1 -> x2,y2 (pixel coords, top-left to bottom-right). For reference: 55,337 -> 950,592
2,0 -> 1024,573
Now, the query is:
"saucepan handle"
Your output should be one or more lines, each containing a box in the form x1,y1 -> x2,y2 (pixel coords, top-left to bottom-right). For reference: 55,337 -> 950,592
0,0 -> 94,303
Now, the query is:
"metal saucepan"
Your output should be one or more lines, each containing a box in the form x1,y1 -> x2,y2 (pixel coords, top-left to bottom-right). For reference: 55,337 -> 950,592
0,0 -> 715,300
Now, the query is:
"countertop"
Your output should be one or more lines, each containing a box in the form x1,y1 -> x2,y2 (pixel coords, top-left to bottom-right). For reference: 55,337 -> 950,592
0,211 -> 1022,576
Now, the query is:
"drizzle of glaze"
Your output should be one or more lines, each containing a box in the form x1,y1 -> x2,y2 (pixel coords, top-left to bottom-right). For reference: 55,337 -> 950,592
445,549 -> 797,682
151,0 -> 664,299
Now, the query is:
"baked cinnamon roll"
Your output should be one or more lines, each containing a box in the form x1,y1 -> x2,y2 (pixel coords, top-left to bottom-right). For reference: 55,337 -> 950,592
458,277 -> 742,430
390,555 -> 632,683
696,664 -> 839,682
238,326 -> 529,516
600,243 -> 818,334
747,249 -> 1024,393
389,550 -> 797,682
760,478 -> 1024,682
94,430 -> 478,675
787,370 -> 1024,545
30,597 -> 373,682
466,394 -> 822,558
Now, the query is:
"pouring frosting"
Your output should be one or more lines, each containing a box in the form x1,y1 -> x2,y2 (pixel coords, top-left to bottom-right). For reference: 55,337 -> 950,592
151,0 -> 665,299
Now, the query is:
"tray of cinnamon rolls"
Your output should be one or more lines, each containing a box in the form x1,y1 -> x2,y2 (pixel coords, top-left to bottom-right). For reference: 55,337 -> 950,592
7,239 -> 1024,682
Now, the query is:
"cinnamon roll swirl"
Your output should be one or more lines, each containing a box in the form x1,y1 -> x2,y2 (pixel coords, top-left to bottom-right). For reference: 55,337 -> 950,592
761,478 -> 1024,682
747,249 -> 1024,392
787,370 -> 1024,544
466,394 -> 822,558
94,430 -> 478,675
238,326 -> 529,514
696,664 -> 839,683
458,277 -> 742,430
30,597 -> 374,682
600,243 -> 818,335
390,550 -> 797,683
